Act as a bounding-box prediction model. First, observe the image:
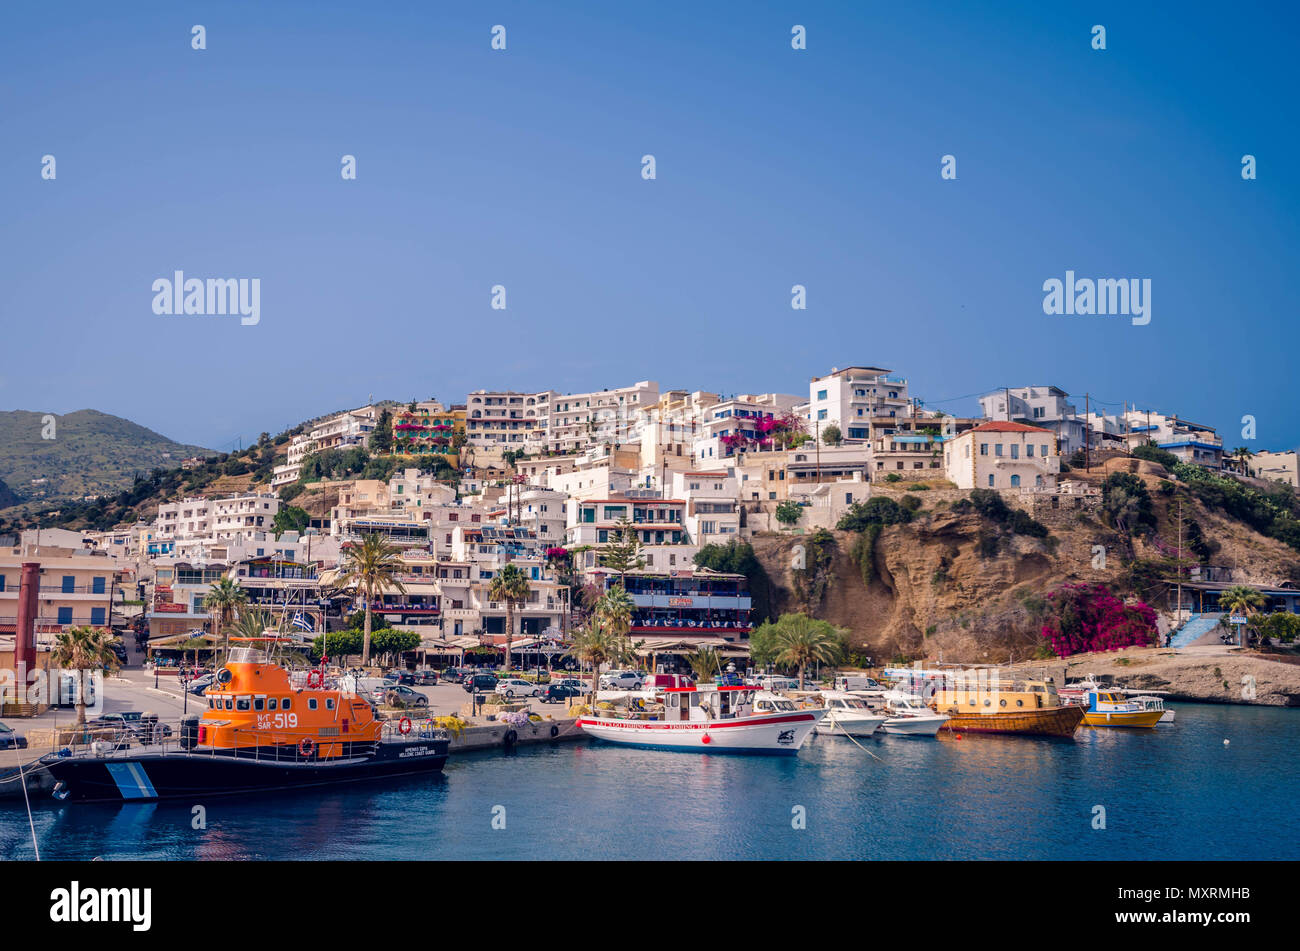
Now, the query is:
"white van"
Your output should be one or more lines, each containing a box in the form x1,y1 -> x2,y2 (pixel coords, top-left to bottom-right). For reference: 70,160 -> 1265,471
835,674 -> 883,693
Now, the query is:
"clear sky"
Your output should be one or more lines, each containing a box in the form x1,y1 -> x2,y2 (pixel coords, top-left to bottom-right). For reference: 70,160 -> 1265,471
2,1 -> 1296,453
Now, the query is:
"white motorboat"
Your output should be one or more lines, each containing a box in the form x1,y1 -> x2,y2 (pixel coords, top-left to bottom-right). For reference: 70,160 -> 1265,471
878,691 -> 949,736
1129,694 -> 1175,723
813,690 -> 888,738
577,685 -> 824,754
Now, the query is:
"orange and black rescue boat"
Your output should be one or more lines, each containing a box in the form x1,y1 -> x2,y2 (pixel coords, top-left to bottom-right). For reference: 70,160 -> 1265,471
43,643 -> 449,803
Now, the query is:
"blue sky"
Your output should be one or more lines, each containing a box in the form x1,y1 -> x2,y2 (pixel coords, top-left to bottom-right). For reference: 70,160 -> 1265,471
2,1 -> 1296,453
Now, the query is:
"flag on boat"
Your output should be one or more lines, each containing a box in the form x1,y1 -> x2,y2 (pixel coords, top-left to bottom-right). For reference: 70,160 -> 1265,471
291,612 -> 315,632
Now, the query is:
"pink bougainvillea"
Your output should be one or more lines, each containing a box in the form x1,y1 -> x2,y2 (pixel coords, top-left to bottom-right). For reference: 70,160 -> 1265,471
1040,583 -> 1158,657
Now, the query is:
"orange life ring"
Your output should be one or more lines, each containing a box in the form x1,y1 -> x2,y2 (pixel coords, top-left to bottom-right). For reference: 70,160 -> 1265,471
299,737 -> 315,757
399,717 -> 412,735
306,670 -> 323,689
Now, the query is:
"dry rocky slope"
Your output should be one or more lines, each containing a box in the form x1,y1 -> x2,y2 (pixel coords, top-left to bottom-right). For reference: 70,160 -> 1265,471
748,459 -> 1300,677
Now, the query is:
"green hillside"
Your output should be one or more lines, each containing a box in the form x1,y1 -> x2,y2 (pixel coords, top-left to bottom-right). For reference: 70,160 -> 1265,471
0,409 -> 211,511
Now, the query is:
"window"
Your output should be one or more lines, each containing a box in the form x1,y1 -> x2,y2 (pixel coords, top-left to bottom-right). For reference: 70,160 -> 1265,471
92,576 -> 106,594
269,698 -> 278,710
1010,444 -> 1019,459
236,697 -> 250,711
988,475 -> 995,487
1042,444 -> 1049,456
817,389 -> 828,400
1011,475 -> 1021,487
282,698 -> 291,710
1027,444 -> 1035,457
994,444 -> 1003,457
58,607 -> 73,625
254,697 -> 265,711
61,576 -> 76,593
980,443 -> 988,455
308,698 -> 318,710
326,698 -> 335,710
817,409 -> 828,421
91,607 -> 106,625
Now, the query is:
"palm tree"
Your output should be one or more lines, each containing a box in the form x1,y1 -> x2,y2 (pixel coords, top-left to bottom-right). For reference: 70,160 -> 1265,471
222,608 -> 277,663
686,646 -> 721,682
202,576 -> 247,664
595,584 -> 634,640
1218,585 -> 1266,646
488,563 -> 531,672
336,533 -> 406,666
568,620 -> 635,703
770,613 -> 844,689
49,626 -> 122,729
1231,446 -> 1255,476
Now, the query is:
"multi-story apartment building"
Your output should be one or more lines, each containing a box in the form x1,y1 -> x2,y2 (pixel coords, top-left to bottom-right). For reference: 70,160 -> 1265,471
390,400 -> 465,463
517,487 -> 568,548
1249,450 -> 1299,487
1119,410 -> 1223,469
0,542 -> 129,641
808,366 -> 917,442
943,422 -> 1060,490
274,407 -> 379,486
565,495 -> 696,575
546,381 -> 659,454
672,471 -> 741,547
689,392 -> 805,466
600,568 -> 752,645
211,493 -> 281,542
979,386 -> 1088,457
465,389 -> 555,451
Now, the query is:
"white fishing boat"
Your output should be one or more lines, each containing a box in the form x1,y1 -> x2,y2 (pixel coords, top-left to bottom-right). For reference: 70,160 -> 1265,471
1129,694 -> 1175,723
878,691 -> 950,736
577,685 -> 823,754
814,690 -> 888,737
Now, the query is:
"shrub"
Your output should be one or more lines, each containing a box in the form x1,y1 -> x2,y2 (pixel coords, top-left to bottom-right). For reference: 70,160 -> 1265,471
884,472 -> 902,483
1132,442 -> 1180,470
837,497 -> 913,531
1039,583 -> 1158,657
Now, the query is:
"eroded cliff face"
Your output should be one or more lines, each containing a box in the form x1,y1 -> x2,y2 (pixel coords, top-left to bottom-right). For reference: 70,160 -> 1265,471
749,489 -> 1300,665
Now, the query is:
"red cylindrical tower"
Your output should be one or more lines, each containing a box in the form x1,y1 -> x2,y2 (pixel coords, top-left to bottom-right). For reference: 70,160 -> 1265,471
14,562 -> 40,678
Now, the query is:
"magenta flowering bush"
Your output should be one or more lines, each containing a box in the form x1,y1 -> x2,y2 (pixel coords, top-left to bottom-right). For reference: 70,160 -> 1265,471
1040,583 -> 1158,657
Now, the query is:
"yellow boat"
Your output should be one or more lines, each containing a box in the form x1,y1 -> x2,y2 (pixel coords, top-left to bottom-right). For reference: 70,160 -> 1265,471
928,676 -> 1084,737
1082,690 -> 1165,729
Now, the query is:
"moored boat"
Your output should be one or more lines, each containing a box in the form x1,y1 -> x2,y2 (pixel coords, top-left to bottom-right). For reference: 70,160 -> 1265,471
813,690 -> 888,737
1082,690 -> 1165,729
577,685 -> 823,754
877,691 -> 949,737
928,675 -> 1084,737
42,643 -> 449,803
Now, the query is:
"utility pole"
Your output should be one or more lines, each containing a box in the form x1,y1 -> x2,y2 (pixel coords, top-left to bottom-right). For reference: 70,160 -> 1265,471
1084,393 -> 1090,471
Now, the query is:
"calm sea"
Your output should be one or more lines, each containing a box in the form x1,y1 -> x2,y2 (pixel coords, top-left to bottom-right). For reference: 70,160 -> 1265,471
2,702 -> 1295,860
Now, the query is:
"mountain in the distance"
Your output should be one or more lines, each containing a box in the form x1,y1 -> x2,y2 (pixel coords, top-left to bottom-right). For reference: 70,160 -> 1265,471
0,477 -> 19,509
0,409 -> 211,511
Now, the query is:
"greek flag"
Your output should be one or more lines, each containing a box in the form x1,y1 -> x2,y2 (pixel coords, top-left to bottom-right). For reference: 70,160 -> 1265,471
291,612 -> 315,633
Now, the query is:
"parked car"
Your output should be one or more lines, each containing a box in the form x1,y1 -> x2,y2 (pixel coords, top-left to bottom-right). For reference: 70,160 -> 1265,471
88,711 -> 147,739
0,722 -> 27,750
550,677 -> 588,692
440,667 -> 470,683
539,684 -> 581,704
495,678 -> 541,699
187,673 -> 215,695
462,674 -> 499,694
108,641 -> 129,665
411,669 -> 439,685
385,671 -> 416,687
599,671 -> 643,690
382,684 -> 429,709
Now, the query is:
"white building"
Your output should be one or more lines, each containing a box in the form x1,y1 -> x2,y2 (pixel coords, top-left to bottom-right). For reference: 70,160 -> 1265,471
546,381 -> 659,454
1248,450 -> 1299,487
979,386 -> 1088,457
943,422 -> 1060,491
672,471 -> 741,548
808,366 -> 918,442
465,389 -> 555,452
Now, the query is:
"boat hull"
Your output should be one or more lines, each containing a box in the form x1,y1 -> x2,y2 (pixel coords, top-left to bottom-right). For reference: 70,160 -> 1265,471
813,712 -> 886,737
1083,709 -> 1164,729
42,738 -> 449,803
577,712 -> 818,754
880,714 -> 949,737
937,705 -> 1084,737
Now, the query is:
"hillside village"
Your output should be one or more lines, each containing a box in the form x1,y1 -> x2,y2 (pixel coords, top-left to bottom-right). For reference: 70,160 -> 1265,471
4,367 -> 1300,693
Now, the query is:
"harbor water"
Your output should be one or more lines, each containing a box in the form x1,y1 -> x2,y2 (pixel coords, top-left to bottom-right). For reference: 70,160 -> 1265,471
2,702 -> 1295,860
